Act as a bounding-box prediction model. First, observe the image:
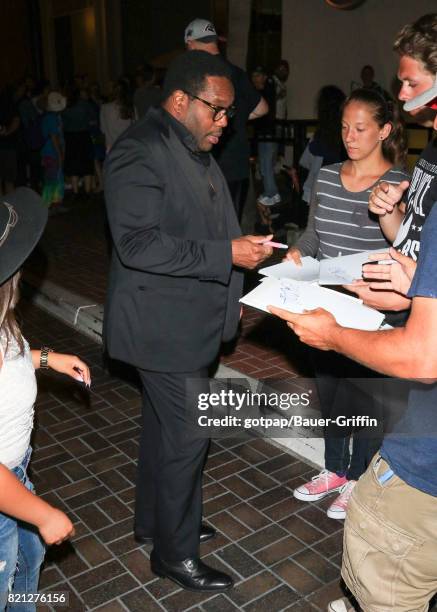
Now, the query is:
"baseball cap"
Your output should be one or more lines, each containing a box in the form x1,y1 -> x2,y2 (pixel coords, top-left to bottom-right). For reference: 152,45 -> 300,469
47,91 -> 66,112
252,66 -> 267,75
184,18 -> 217,44
403,74 -> 437,111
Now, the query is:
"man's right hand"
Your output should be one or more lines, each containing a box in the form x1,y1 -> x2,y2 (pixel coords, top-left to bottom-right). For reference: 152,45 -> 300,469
232,235 -> 273,269
369,180 -> 409,216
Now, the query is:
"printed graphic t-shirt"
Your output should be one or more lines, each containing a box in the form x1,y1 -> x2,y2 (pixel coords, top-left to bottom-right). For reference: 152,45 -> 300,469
394,138 -> 437,261
381,202 -> 437,496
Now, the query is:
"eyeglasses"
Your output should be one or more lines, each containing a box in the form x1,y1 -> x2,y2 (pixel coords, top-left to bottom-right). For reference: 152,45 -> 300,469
183,90 -> 236,121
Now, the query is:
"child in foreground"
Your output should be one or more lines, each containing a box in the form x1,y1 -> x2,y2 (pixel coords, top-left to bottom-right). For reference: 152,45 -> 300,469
0,187 -> 91,610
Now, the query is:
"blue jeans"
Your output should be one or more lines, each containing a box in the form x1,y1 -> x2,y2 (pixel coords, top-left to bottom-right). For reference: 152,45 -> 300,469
0,448 -> 46,612
258,141 -> 279,197
309,349 -> 382,481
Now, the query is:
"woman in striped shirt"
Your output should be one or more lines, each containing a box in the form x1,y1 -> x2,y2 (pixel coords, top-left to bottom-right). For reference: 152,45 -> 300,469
285,88 -> 409,520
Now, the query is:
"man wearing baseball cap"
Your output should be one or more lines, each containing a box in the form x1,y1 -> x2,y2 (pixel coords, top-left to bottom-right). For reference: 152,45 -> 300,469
184,18 -> 220,45
268,14 -> 437,612
185,18 -> 268,222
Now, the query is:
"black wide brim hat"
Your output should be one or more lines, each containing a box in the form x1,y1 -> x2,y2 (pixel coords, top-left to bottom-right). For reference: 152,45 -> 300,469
0,187 -> 48,285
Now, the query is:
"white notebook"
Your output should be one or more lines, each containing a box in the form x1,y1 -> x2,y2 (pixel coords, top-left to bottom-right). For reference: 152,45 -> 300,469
240,277 -> 385,331
259,257 -> 320,282
318,249 -> 389,285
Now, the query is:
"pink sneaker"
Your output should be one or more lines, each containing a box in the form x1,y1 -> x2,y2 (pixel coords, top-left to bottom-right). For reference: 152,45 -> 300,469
327,480 -> 357,519
294,469 -> 348,502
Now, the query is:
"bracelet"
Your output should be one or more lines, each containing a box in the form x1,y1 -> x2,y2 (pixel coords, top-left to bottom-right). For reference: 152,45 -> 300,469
40,347 -> 54,369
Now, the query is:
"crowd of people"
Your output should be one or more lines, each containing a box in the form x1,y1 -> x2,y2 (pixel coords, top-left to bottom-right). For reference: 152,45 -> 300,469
0,10 -> 436,612
0,67 -> 161,214
0,19 -> 288,226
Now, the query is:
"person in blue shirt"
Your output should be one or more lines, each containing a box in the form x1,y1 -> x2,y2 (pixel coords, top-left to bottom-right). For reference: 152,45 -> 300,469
270,72 -> 437,611
41,92 -> 66,210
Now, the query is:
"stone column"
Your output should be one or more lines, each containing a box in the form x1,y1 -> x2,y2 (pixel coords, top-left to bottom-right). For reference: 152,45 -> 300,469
226,0 -> 251,69
39,0 -> 57,85
93,0 -> 124,91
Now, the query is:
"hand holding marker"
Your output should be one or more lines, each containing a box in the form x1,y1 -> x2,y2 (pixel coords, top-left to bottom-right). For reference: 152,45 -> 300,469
262,239 -> 288,249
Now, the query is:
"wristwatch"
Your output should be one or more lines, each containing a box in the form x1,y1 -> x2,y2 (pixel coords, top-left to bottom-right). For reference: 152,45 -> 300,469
40,346 -> 54,369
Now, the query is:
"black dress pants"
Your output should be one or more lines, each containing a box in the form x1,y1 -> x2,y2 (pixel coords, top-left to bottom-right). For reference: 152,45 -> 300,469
135,368 -> 210,561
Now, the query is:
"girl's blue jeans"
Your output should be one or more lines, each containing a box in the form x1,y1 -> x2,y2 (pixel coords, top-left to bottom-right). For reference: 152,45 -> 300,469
258,141 -> 279,197
0,448 -> 45,612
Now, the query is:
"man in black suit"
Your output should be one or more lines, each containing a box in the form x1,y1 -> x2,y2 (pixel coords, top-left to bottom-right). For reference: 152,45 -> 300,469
104,51 -> 272,593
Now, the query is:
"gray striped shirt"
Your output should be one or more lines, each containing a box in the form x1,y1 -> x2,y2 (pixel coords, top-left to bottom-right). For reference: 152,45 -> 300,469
296,163 -> 410,260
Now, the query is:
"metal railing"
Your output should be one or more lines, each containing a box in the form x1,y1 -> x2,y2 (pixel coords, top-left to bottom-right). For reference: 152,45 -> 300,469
250,118 -> 434,168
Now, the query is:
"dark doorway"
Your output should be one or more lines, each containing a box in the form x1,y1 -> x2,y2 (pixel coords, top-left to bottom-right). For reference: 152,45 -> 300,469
247,0 -> 281,73
54,15 -> 74,84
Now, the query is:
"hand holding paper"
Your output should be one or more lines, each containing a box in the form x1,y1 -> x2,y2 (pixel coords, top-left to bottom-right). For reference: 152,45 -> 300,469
268,305 -> 339,351
240,277 -> 385,330
284,247 -> 303,266
318,249 -> 390,285
259,257 -> 320,282
362,247 -> 417,296
343,280 -> 412,311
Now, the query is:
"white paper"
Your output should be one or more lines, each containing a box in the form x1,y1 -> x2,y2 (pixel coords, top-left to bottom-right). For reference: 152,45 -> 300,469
240,277 -> 385,331
259,257 -> 320,282
318,249 -> 389,285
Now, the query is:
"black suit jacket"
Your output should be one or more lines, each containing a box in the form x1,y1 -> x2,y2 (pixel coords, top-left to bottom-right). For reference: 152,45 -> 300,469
103,107 -> 244,372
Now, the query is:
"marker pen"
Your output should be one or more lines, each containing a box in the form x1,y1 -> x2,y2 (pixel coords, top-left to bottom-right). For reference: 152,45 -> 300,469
262,240 -> 288,249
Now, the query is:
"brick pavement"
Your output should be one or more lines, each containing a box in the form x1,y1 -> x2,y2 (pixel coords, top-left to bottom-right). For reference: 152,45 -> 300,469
22,196 -> 348,609
25,197 -> 109,305
21,302 -> 347,611
21,195 -> 437,611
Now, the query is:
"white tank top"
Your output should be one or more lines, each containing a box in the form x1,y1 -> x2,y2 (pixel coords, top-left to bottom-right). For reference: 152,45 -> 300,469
0,330 -> 37,469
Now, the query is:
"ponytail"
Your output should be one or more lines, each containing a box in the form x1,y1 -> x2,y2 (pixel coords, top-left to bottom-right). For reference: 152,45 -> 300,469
343,88 -> 408,168
381,98 -> 408,169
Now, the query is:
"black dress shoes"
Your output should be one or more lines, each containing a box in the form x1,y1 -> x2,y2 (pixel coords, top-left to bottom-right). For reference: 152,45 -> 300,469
198,523 -> 216,543
135,523 -> 216,545
150,550 -> 233,592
